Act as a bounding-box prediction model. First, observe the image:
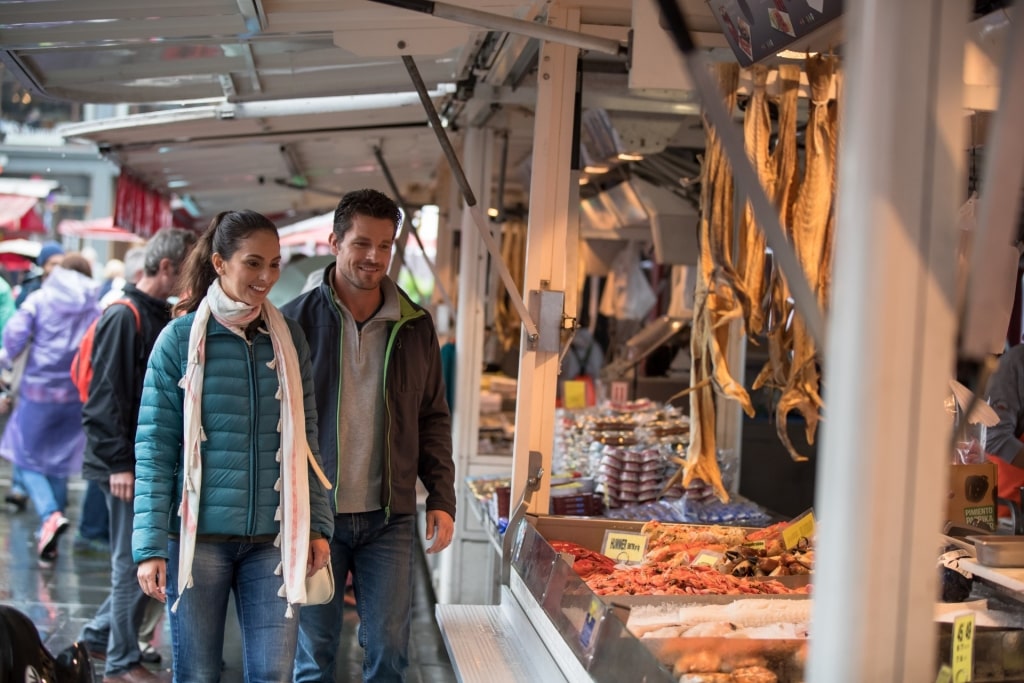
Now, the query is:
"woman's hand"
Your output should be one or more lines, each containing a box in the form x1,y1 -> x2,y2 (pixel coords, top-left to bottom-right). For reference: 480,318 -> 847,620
307,537 -> 330,577
138,558 -> 168,603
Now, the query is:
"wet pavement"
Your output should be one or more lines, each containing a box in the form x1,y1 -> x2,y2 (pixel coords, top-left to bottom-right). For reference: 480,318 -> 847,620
0,458 -> 457,683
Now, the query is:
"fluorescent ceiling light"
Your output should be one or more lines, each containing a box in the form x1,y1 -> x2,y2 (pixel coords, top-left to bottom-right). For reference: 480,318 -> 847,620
617,153 -> 645,162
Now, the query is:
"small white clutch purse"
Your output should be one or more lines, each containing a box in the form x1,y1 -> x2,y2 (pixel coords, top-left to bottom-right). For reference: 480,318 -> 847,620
305,558 -> 335,605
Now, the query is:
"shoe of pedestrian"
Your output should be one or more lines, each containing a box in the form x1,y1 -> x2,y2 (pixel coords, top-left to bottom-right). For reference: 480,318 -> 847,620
37,512 -> 69,559
4,491 -> 28,512
37,546 -> 58,569
102,664 -> 171,683
138,643 -> 161,664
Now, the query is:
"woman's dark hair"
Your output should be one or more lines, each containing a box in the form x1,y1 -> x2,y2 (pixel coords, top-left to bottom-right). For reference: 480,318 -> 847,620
174,210 -> 278,315
332,189 -> 401,239
60,253 -> 92,278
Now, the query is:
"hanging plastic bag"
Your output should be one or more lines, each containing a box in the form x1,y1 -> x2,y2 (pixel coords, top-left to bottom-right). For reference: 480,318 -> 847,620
599,243 -> 656,321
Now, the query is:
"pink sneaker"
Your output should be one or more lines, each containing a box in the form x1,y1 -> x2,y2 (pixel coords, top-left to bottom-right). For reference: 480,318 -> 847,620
38,511 -> 70,559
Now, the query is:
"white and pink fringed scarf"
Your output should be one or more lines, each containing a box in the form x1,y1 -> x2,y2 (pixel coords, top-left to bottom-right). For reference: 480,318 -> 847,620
174,280 -> 330,617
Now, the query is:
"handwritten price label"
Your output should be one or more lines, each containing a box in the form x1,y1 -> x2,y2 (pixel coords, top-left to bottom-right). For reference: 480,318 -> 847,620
952,612 -> 974,682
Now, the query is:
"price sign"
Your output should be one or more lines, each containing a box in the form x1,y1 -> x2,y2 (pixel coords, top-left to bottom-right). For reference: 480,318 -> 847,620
952,613 -> 974,682
601,530 -> 648,564
782,509 -> 816,550
563,380 -> 587,409
691,550 -> 724,567
742,540 -> 767,551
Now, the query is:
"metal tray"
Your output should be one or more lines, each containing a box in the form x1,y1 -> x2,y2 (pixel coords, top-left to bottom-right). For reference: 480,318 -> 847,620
968,535 -> 1024,568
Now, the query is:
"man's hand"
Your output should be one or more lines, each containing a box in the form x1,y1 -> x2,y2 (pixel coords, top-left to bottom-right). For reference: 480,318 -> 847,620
109,471 -> 135,502
307,538 -> 331,577
138,558 -> 167,603
424,509 -> 454,554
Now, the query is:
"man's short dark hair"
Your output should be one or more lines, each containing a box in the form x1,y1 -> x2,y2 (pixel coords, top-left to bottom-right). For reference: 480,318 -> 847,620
143,227 -> 198,276
333,189 -> 402,239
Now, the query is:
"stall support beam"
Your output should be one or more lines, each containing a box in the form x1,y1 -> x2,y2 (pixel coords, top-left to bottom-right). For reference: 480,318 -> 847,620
510,7 -> 580,512
808,1 -> 966,681
437,125 -> 495,604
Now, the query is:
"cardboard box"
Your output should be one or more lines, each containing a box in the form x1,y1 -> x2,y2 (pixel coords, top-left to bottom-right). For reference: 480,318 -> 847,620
947,463 -> 998,531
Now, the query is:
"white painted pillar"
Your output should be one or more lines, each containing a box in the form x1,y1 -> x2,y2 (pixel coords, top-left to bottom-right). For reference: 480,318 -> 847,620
510,7 -> 580,512
437,126 -> 494,604
808,1 -> 966,681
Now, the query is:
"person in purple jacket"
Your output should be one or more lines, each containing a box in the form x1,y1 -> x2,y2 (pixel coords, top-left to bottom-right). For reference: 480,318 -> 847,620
0,253 -> 101,567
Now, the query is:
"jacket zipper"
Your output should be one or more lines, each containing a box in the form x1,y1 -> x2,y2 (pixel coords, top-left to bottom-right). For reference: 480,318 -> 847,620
329,296 -> 345,512
246,337 -> 259,536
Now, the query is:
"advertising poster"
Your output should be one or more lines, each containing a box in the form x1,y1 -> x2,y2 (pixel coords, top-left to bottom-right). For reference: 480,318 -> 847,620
706,0 -> 842,66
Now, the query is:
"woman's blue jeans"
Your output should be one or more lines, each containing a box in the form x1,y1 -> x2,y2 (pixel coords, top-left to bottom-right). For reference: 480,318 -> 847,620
165,538 -> 299,683
19,467 -> 67,524
294,510 -> 415,682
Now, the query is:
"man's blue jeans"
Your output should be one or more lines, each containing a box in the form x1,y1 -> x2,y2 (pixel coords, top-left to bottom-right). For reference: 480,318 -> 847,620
79,486 -> 150,676
294,511 -> 415,683
165,538 -> 299,683
77,480 -> 109,542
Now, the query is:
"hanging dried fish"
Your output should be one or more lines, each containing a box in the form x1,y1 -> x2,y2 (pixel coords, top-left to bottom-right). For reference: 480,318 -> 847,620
752,64 -> 801,394
684,63 -> 753,502
738,65 -> 774,337
774,54 -> 837,461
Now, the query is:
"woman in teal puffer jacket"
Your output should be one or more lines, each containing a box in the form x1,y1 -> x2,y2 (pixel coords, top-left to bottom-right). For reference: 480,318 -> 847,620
132,210 -> 333,683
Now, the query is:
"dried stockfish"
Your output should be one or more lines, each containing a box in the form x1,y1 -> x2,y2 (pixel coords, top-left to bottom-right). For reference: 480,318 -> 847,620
738,65 -> 774,337
685,62 -> 753,502
774,54 -> 837,461
752,64 -> 801,395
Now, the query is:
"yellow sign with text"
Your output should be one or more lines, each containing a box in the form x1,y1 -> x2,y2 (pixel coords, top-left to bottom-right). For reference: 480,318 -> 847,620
782,510 -> 816,549
952,612 -> 974,682
601,530 -> 648,564
563,380 -> 587,409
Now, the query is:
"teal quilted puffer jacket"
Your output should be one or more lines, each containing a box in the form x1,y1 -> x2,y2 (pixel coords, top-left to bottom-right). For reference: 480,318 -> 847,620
132,312 -> 333,563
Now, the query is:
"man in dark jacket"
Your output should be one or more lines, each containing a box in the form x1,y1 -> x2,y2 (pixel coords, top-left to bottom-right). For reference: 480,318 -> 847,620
79,227 -> 196,683
283,189 -> 455,683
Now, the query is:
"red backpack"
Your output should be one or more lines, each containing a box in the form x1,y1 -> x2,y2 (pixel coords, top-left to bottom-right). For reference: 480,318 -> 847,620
70,299 -> 141,403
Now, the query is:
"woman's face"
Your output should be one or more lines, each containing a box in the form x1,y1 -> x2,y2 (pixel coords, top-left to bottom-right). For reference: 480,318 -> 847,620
212,229 -> 281,307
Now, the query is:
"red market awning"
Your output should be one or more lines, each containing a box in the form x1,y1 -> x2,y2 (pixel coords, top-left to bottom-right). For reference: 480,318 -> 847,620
58,216 -> 145,242
0,194 -> 45,233
114,171 -> 173,238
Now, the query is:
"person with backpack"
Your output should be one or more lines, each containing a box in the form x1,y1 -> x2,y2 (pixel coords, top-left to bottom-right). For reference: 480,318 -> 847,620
0,253 -> 100,566
78,227 -> 196,683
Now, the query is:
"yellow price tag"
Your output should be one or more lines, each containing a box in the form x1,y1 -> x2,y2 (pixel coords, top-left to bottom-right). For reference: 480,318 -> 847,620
742,540 -> 767,551
935,664 -> 952,683
563,380 -> 587,409
952,613 -> 974,682
692,550 -> 723,567
601,530 -> 648,564
782,510 -> 816,549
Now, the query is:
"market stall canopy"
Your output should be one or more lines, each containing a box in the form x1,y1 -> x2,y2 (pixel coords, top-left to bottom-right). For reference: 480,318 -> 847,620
0,195 -> 41,230
0,0 -> 736,225
57,217 -> 146,243
0,178 -> 58,234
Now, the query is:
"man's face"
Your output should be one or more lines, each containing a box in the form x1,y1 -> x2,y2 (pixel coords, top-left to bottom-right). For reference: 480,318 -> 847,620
329,213 -> 395,296
42,254 -> 63,276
